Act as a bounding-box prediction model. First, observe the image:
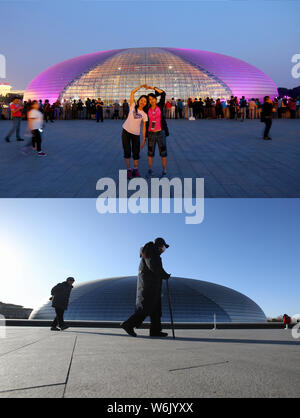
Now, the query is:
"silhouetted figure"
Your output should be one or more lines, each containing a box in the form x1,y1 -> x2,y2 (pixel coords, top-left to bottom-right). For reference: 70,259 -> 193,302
96,98 -> 104,122
50,277 -> 75,331
261,96 -> 273,140
121,238 -> 171,338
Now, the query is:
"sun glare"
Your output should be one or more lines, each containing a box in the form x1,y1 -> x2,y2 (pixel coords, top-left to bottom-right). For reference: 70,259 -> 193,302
0,240 -> 25,304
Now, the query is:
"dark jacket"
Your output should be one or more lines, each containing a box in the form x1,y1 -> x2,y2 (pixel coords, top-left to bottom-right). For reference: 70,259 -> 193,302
145,90 -> 169,137
261,102 -> 273,119
51,281 -> 73,310
136,242 -> 170,313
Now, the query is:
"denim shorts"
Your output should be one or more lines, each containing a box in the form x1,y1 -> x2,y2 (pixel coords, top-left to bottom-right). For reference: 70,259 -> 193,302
147,130 -> 167,158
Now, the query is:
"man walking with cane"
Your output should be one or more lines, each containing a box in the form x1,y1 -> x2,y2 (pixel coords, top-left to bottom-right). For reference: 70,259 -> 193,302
121,238 -> 171,338
49,277 -> 75,331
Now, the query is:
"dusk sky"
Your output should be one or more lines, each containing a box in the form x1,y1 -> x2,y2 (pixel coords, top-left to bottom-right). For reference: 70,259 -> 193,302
1,0 -> 299,90
0,198 -> 299,318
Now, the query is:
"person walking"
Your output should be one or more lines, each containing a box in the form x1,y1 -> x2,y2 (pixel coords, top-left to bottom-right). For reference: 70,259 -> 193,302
283,313 -> 291,330
261,96 -> 273,140
4,98 -> 24,142
95,98 -> 104,122
121,238 -> 171,338
146,85 -> 169,178
122,85 -> 148,179
49,277 -> 75,331
23,100 -> 47,156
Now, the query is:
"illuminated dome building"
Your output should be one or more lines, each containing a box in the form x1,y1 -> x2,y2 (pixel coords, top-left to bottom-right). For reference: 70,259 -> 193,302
30,276 -> 267,323
24,47 -> 278,104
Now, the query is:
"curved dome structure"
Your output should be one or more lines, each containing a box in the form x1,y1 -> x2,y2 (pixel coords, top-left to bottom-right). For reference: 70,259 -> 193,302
24,47 -> 277,104
30,276 -> 267,323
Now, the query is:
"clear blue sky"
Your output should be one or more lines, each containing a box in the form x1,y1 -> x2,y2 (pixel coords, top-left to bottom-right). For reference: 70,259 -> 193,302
1,0 -> 299,89
0,198 -> 299,318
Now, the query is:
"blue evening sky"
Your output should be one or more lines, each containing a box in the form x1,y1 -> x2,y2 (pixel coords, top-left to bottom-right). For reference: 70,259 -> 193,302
0,0 -> 299,89
0,198 -> 299,318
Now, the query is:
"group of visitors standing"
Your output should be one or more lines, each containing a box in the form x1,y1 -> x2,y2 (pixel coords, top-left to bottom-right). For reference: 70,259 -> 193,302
13,98 -> 129,122
2,96 -> 299,122
185,96 -> 300,120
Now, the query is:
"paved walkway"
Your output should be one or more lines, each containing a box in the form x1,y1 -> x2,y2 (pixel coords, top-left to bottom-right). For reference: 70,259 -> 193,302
0,119 -> 299,197
0,327 -> 299,398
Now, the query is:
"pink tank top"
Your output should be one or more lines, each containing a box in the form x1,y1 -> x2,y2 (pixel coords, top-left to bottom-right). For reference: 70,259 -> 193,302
148,106 -> 162,132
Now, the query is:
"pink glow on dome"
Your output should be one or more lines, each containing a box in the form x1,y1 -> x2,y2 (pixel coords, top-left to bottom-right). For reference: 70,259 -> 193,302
24,47 -> 278,103
24,49 -> 124,103
166,47 -> 278,99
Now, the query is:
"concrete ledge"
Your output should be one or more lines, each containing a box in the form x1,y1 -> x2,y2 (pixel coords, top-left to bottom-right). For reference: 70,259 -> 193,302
4,319 -> 291,329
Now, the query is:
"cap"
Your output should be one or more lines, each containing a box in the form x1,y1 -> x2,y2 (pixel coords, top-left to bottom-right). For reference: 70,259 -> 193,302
154,238 -> 169,248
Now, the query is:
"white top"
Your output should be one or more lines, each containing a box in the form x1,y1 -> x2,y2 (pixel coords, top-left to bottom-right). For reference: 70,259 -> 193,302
28,109 -> 43,130
122,104 -> 148,136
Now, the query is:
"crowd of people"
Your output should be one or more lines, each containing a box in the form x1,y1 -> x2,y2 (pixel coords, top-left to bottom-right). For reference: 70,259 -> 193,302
183,96 -> 300,120
1,90 -> 299,163
1,95 -> 300,121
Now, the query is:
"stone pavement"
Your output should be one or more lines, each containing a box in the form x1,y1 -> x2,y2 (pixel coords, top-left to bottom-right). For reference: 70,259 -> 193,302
0,119 -> 300,197
0,326 -> 299,398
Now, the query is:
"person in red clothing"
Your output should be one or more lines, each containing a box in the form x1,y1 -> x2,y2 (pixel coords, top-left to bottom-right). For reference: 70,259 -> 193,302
283,313 -> 291,329
287,98 -> 296,119
4,98 -> 24,142
165,100 -> 171,119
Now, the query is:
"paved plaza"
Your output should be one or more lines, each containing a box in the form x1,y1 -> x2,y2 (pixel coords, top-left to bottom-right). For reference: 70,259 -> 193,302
0,119 -> 299,198
0,326 -> 299,398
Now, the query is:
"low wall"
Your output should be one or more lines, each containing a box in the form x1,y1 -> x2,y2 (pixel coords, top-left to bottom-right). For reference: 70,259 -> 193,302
4,319 -> 292,329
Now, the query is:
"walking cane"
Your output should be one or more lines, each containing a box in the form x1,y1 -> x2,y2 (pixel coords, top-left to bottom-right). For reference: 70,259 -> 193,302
166,278 -> 175,339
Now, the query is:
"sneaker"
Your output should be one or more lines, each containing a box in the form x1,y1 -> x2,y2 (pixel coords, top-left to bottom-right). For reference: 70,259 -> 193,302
38,151 -> 47,156
150,332 -> 168,338
127,169 -> 133,180
160,170 -> 167,178
50,327 -> 61,331
263,137 -> 272,140
5,137 -> 10,143
132,168 -> 141,178
60,325 -> 69,331
17,138 -> 24,141
121,322 -> 137,337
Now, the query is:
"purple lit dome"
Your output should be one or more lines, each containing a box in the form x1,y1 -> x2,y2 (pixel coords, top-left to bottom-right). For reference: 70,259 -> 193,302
24,47 -> 278,104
